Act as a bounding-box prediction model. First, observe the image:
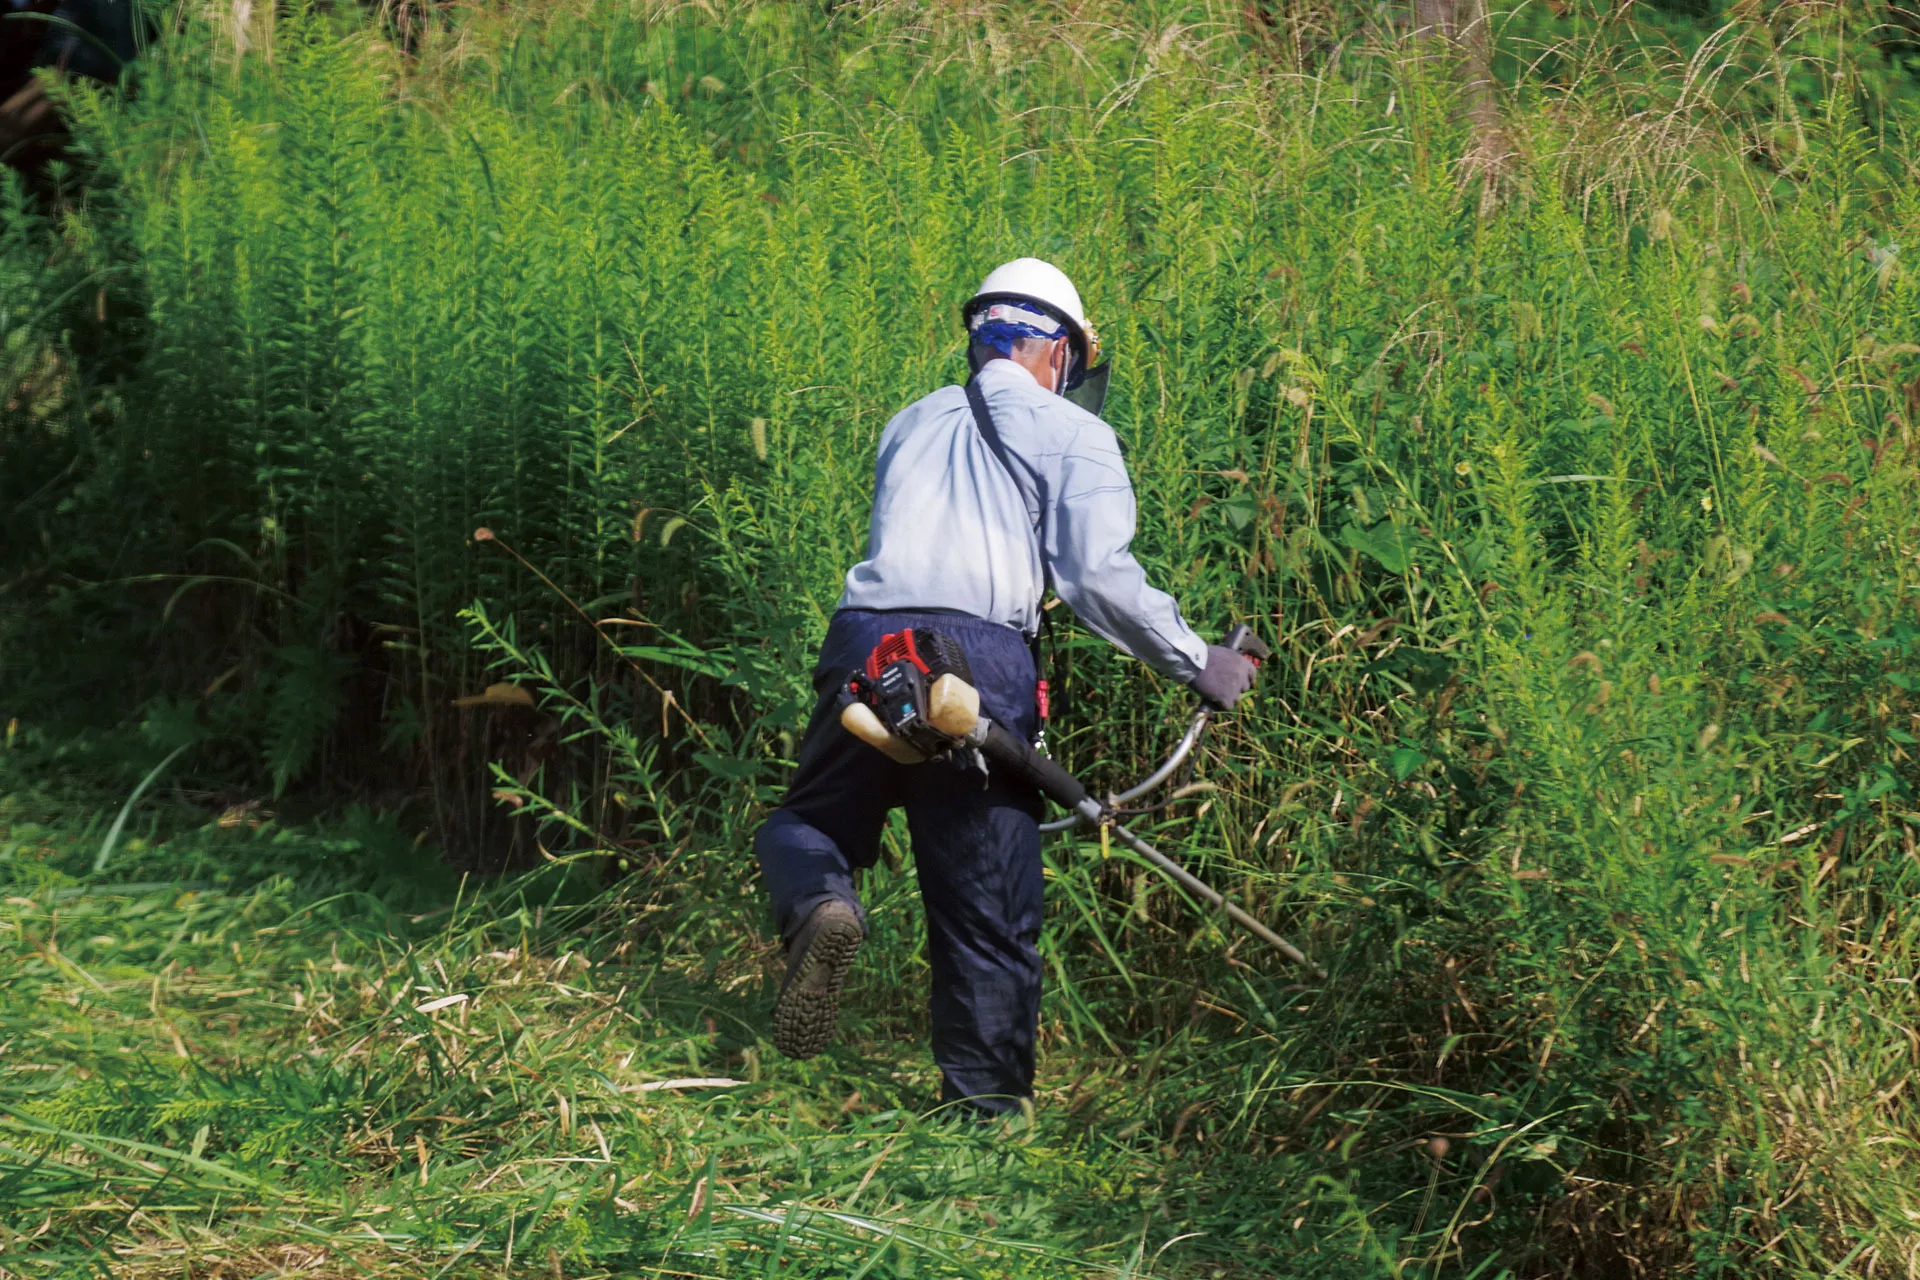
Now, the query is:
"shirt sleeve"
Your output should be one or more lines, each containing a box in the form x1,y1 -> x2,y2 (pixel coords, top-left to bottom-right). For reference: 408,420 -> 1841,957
1046,419 -> 1210,683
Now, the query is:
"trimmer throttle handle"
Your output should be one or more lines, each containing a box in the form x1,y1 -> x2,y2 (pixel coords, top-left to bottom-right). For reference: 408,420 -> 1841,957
980,722 -> 1088,810
1222,623 -> 1272,663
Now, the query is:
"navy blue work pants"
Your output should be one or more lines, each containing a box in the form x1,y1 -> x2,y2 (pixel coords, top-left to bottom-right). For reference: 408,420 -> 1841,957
755,609 -> 1043,1113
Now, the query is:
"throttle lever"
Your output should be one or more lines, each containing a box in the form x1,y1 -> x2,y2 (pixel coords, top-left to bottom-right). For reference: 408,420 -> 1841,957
1221,622 -> 1272,664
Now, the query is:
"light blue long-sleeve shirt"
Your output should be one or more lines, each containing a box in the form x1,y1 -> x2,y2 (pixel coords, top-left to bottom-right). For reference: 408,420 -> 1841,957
839,358 -> 1209,683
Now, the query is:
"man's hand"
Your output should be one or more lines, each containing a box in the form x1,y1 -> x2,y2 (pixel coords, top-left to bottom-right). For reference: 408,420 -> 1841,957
1191,644 -> 1257,710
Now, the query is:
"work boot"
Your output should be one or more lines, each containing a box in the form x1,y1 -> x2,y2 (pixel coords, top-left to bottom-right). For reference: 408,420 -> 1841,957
772,899 -> 864,1059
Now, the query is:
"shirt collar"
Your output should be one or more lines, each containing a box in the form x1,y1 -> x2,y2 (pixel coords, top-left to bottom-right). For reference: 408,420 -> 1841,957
978,356 -> 1044,392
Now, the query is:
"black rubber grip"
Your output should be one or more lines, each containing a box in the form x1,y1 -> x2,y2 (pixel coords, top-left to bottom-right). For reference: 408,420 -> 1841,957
981,722 -> 1087,809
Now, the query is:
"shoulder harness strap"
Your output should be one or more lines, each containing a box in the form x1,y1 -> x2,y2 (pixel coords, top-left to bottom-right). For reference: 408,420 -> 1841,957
964,374 -> 1052,592
966,373 -> 1055,731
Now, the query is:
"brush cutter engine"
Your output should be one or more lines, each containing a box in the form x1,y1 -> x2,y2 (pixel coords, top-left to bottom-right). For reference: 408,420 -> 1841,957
838,627 -> 1085,804
839,628 -> 982,763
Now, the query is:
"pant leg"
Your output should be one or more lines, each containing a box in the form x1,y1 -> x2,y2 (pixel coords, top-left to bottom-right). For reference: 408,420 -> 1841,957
754,808 -> 876,943
754,612 -> 906,941
900,618 -> 1044,1112
905,770 -> 1043,1111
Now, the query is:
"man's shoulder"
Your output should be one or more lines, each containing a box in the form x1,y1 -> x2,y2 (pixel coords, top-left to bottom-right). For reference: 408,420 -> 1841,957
889,383 -> 968,430
878,385 -> 967,448
978,364 -> 1112,446
1024,391 -> 1121,457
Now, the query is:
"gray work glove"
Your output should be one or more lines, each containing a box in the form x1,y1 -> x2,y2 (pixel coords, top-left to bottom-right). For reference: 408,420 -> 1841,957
1190,644 -> 1258,710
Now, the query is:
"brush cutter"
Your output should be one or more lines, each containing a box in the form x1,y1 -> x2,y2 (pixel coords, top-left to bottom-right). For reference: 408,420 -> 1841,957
838,625 -> 1320,977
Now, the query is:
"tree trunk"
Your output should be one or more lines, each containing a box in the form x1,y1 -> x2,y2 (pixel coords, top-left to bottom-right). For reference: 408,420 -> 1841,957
1412,0 -> 1455,40
1411,0 -> 1513,213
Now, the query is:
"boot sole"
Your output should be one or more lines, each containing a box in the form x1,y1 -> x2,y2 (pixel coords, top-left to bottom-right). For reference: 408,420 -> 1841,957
772,915 -> 863,1060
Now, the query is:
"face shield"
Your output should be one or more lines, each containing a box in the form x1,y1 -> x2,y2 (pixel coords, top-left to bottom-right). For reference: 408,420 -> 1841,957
1060,315 -> 1108,416
1062,360 -> 1110,416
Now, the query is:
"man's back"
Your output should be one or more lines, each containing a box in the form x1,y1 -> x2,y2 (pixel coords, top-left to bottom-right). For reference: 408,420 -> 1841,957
840,357 -> 1206,683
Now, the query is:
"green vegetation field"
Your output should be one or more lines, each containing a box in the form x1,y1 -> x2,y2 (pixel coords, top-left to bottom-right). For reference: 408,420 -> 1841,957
4,0 -> 1920,1274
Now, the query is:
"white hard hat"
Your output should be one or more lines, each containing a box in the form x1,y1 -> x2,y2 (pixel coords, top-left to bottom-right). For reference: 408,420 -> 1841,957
969,258 -> 1087,329
961,258 -> 1105,403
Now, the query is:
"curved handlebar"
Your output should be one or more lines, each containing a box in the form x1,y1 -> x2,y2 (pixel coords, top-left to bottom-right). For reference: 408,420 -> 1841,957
1037,705 -> 1209,832
1037,622 -> 1266,833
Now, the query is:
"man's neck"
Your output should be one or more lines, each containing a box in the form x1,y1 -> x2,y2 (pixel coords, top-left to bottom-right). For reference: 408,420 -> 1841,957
985,353 -> 1052,392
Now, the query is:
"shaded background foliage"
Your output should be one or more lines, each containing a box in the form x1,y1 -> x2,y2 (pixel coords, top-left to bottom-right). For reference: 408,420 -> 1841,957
3,0 -> 1920,1274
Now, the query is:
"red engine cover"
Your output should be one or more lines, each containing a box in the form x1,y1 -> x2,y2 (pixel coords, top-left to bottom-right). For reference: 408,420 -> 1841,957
865,630 -> 929,681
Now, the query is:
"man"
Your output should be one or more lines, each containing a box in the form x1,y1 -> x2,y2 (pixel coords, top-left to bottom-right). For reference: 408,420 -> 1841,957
754,258 -> 1257,1114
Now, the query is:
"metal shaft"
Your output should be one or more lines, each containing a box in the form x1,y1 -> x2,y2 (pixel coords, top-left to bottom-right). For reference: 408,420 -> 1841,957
1074,797 -> 1323,977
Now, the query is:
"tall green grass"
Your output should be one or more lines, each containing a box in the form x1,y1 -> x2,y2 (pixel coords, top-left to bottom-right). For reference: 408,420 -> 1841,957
3,0 -> 1920,1273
